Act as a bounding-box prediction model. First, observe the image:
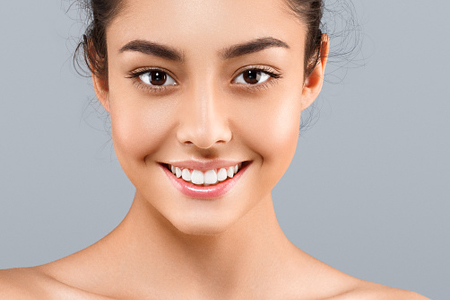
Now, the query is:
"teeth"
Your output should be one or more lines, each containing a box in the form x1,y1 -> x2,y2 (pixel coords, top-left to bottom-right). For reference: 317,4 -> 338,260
175,167 -> 182,178
217,168 -> 227,182
227,167 -> 234,178
204,170 -> 218,185
182,169 -> 191,181
168,163 -> 243,186
191,170 -> 204,185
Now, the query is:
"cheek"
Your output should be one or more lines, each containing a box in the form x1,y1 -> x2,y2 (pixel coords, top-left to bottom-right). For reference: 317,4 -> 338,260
230,91 -> 302,198
108,88 -> 175,166
237,94 -> 301,164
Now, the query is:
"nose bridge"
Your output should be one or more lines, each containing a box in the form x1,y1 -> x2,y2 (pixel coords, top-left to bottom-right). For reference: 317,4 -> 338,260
177,73 -> 232,148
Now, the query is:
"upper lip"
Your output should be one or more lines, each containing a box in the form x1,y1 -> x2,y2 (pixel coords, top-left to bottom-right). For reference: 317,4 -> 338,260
161,160 -> 248,171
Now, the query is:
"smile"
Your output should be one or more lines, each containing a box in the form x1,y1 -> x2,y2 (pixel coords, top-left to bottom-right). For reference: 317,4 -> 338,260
166,163 -> 243,186
161,161 -> 250,199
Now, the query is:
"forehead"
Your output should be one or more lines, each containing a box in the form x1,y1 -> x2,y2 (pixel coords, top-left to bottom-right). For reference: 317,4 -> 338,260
107,0 -> 306,57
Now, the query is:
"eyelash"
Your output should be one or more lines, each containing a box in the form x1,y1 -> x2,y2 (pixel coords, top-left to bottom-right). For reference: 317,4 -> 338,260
127,66 -> 282,94
127,67 -> 176,94
233,65 -> 282,92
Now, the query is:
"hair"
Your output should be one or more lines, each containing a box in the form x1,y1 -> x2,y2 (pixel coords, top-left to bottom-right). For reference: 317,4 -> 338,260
74,0 -> 329,83
74,0 -> 123,83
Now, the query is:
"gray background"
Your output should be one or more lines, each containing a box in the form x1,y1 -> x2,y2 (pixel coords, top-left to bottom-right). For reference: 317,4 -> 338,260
0,0 -> 448,299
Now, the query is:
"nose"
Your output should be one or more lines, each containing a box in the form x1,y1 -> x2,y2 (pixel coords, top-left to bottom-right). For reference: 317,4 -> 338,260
176,83 -> 232,149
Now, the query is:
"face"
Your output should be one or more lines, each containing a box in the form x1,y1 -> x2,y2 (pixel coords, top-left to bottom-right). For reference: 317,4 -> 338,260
97,0 -> 326,235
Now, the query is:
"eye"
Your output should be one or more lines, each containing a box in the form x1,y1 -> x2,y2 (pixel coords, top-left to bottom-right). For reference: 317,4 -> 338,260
233,68 -> 277,85
138,70 -> 177,86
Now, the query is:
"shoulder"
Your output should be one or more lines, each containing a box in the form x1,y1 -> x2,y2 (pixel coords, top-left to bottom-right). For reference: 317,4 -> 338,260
289,254 -> 430,300
0,267 -> 50,299
334,281 -> 431,300
0,267 -> 112,300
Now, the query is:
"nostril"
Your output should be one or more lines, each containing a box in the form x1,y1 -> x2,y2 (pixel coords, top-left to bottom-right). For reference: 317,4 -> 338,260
176,116 -> 232,148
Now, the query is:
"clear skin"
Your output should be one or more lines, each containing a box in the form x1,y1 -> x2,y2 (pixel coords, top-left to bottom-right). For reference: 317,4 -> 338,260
0,0 -> 430,299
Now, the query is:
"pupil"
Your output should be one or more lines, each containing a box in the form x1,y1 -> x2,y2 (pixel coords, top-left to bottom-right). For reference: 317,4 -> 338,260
151,71 -> 167,85
244,70 -> 261,84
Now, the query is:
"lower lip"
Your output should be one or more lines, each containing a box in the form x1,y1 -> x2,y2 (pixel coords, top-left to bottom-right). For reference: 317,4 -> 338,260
161,163 -> 249,199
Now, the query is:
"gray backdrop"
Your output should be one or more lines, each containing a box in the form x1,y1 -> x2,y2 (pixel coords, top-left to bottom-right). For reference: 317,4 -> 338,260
0,1 -> 448,299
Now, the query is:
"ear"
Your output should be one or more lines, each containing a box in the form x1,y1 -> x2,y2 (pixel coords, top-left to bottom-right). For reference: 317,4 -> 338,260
300,34 -> 329,111
92,73 -> 110,113
88,40 -> 110,112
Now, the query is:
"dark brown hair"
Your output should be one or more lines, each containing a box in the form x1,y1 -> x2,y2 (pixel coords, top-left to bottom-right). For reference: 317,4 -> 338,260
74,0 -> 327,83
75,0 -> 123,82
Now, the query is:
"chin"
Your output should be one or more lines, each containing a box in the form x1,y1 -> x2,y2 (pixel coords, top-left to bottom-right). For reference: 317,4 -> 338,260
176,225 -> 227,236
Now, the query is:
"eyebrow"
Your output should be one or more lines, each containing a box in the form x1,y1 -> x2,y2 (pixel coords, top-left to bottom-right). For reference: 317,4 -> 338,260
220,37 -> 290,60
118,37 -> 289,61
119,40 -> 184,62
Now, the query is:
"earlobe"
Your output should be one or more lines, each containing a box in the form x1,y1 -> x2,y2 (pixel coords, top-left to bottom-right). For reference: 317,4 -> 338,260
300,34 -> 330,111
92,74 -> 110,113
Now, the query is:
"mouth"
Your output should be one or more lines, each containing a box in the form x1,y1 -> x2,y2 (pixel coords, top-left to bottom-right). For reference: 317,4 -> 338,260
162,161 -> 250,187
161,160 -> 251,199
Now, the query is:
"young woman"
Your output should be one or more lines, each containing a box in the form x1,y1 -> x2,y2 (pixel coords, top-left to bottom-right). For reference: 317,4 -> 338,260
0,0 -> 431,299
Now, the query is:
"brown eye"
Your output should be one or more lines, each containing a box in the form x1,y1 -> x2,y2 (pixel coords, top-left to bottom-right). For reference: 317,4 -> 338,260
243,70 -> 261,84
234,68 -> 271,85
150,71 -> 167,85
138,69 -> 177,86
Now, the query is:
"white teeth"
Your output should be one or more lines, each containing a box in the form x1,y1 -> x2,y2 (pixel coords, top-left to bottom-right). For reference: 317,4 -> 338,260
191,170 -> 204,185
168,163 -> 243,186
217,168 -> 228,182
204,170 -> 218,185
227,167 -> 234,178
182,169 -> 191,181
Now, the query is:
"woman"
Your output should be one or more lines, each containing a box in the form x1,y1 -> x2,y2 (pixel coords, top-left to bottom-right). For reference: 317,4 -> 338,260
0,0 -> 431,299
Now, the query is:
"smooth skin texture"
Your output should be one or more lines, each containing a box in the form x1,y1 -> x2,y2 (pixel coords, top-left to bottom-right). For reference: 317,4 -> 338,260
0,0 -> 430,299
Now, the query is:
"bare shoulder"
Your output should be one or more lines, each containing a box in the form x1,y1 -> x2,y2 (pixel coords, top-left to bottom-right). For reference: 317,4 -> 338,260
333,281 -> 431,300
0,267 -> 49,299
288,253 -> 431,300
0,267 -> 112,300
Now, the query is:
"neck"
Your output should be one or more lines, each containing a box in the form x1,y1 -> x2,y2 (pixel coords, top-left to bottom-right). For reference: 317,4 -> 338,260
119,191 -> 290,272
62,192 -> 300,299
